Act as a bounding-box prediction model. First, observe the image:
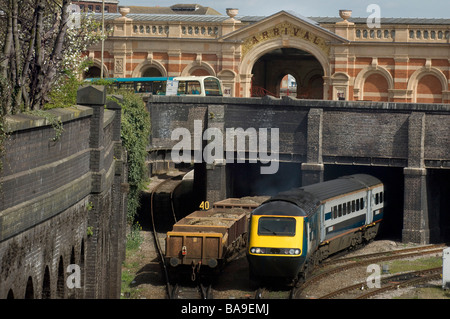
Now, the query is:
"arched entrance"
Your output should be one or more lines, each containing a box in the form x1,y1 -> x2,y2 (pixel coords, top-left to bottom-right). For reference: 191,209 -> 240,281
251,47 -> 324,98
240,37 -> 330,99
84,66 -> 101,78
142,67 -> 162,77
279,74 -> 297,97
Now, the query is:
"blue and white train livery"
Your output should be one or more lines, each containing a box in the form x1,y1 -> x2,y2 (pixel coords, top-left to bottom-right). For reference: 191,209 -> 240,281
247,174 -> 384,284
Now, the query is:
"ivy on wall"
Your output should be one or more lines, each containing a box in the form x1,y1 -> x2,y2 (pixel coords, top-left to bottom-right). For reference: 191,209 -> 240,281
111,91 -> 151,224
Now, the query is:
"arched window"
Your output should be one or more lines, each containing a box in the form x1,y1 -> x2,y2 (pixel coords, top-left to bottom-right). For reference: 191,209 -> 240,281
7,289 -> 14,299
142,67 -> 162,77
363,73 -> 389,101
42,266 -> 51,299
24,277 -> 34,299
416,74 -> 442,103
84,66 -> 102,78
191,68 -> 211,76
56,256 -> 65,298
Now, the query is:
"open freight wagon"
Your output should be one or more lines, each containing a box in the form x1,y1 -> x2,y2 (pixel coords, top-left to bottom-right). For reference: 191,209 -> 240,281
164,197 -> 270,280
165,208 -> 248,276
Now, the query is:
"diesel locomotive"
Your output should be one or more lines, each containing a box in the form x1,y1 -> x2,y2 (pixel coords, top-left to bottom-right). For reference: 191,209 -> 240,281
247,174 -> 384,285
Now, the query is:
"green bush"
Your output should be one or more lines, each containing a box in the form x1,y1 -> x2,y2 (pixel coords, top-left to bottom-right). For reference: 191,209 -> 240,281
112,90 -> 151,224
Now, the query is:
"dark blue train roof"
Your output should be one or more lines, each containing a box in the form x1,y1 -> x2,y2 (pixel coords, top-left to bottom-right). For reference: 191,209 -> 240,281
261,174 -> 382,216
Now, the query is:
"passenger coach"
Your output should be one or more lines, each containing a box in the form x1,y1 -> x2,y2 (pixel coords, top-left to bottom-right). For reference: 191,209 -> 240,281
247,174 -> 384,284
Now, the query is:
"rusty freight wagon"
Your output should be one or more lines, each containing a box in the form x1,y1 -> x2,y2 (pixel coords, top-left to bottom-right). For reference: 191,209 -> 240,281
164,197 -> 269,280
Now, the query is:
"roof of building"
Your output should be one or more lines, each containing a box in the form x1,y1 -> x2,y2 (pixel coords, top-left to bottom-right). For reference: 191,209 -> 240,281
95,10 -> 450,26
99,13 -> 227,22
119,4 -> 221,15
310,16 -> 450,25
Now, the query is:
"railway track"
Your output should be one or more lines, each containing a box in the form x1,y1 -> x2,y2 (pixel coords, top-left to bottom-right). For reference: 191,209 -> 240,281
170,283 -> 213,299
149,171 -> 222,300
321,243 -> 446,267
295,244 -> 445,299
318,267 -> 441,299
253,287 -> 295,299
149,172 -> 187,299
356,267 -> 442,299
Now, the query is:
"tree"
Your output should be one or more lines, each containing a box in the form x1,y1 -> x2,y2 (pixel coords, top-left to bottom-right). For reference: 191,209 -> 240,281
0,0 -> 102,115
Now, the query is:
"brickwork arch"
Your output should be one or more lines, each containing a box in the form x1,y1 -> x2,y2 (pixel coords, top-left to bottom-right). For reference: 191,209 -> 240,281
407,67 -> 447,103
181,60 -> 216,76
132,59 -> 167,77
239,37 -> 330,98
84,58 -> 109,79
354,66 -> 394,101
218,69 -> 237,96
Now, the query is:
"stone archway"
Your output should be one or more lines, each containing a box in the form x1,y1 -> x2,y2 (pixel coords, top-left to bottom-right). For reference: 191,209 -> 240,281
407,67 -> 447,103
181,60 -> 216,76
132,59 -> 167,78
250,47 -> 324,98
142,67 -> 163,77
240,38 -> 330,98
84,58 -> 108,79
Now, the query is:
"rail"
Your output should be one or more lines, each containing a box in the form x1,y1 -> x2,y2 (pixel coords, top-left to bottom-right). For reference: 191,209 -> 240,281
250,86 -> 277,98
149,173 -> 185,299
295,244 -> 445,299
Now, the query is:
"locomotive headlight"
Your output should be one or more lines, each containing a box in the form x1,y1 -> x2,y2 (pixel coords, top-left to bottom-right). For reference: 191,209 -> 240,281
250,247 -> 301,255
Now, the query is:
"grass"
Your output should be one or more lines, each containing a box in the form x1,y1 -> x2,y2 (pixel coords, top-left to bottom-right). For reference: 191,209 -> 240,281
121,224 -> 145,299
385,256 -> 442,273
383,256 -> 450,299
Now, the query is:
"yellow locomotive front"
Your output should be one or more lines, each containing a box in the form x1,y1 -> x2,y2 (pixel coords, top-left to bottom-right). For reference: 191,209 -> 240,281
247,200 -> 307,283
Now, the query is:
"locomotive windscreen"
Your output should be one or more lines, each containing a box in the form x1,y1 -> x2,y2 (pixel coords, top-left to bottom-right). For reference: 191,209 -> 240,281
258,217 -> 296,236
251,200 -> 307,217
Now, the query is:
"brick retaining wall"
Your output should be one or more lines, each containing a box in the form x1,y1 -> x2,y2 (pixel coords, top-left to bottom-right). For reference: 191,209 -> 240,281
0,86 -> 127,299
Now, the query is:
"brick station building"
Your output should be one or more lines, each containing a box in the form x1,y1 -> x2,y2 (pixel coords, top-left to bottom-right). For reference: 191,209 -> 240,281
85,5 -> 450,102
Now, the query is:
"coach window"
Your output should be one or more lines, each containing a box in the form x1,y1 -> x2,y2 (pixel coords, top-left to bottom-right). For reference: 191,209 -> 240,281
188,81 -> 201,94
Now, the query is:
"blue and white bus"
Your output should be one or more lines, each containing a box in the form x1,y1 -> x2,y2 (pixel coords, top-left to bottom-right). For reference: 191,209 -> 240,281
85,76 -> 223,96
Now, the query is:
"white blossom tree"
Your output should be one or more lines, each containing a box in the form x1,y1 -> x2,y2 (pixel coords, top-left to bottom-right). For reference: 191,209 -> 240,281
0,0 -> 103,115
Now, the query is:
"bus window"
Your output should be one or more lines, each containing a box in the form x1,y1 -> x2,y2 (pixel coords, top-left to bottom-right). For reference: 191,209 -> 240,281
188,81 -> 201,94
137,82 -> 153,93
117,82 -> 134,90
177,81 -> 187,95
177,81 -> 201,95
153,81 -> 166,95
204,77 -> 222,96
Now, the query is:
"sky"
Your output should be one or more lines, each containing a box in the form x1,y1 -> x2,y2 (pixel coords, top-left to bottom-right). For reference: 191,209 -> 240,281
116,0 -> 450,18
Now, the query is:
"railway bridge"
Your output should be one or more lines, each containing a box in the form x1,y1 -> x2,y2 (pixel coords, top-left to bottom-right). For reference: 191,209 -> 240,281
148,95 -> 450,244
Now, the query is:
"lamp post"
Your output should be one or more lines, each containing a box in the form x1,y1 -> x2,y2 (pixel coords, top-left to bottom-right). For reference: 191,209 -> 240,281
100,0 -> 105,78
